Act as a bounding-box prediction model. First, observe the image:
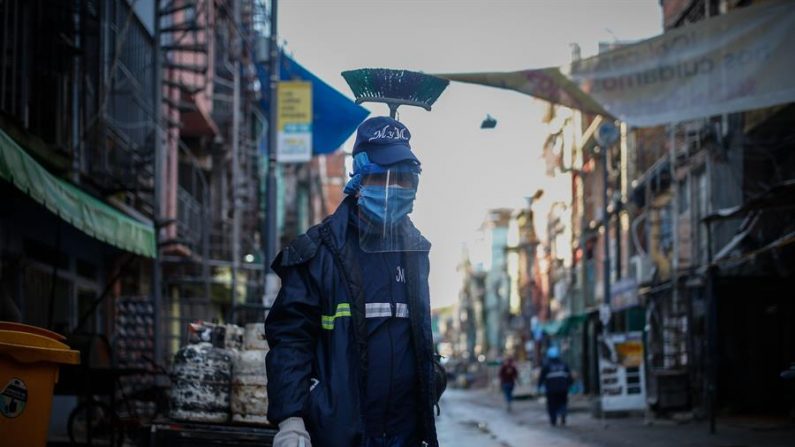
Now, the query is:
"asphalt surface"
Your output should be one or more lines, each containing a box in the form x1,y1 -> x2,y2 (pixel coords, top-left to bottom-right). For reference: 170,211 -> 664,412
436,388 -> 595,447
435,388 -> 795,447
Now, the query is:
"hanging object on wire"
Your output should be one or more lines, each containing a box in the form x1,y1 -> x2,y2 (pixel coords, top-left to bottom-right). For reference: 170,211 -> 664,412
480,114 -> 497,129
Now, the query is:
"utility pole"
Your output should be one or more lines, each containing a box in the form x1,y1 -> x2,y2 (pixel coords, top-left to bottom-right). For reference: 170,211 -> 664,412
71,0 -> 82,184
602,145 -> 611,308
230,0 -> 242,323
598,135 -> 612,425
596,121 -> 619,309
705,219 -> 717,434
597,122 -> 619,422
152,0 -> 164,365
265,0 -> 279,270
669,122 -> 680,314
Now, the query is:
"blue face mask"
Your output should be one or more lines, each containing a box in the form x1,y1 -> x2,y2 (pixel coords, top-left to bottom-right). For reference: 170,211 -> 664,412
358,185 -> 417,224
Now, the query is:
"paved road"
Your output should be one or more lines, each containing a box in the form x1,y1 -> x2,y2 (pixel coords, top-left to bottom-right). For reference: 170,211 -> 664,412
436,389 -> 595,447
436,388 -> 795,447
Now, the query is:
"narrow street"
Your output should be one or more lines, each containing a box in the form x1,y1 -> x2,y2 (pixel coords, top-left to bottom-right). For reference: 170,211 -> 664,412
437,389 -> 795,447
3,2 -> 795,446
437,389 -> 595,447
437,389 -> 596,447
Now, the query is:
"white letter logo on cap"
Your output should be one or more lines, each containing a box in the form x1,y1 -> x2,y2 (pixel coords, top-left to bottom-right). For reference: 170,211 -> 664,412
369,125 -> 409,142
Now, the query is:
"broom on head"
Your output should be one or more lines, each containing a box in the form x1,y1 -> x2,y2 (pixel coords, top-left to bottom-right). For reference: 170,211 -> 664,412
342,68 -> 449,119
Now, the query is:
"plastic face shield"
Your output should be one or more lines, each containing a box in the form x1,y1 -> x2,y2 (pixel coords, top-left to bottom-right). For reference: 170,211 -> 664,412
357,169 -> 429,253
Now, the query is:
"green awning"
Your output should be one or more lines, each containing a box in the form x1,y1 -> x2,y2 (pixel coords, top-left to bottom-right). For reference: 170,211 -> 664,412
540,313 -> 588,337
0,129 -> 156,258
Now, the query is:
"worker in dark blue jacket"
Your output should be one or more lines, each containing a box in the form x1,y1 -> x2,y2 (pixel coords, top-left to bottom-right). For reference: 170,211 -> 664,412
538,346 -> 573,426
266,116 -> 443,447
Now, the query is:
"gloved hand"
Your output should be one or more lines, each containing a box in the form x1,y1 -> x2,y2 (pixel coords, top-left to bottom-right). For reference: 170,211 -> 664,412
273,417 -> 312,447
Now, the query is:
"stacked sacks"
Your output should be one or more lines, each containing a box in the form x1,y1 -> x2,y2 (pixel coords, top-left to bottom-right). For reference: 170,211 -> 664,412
170,322 -> 235,423
231,323 -> 270,424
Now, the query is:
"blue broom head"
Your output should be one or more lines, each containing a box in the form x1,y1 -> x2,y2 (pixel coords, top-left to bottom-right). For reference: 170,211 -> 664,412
342,68 -> 449,111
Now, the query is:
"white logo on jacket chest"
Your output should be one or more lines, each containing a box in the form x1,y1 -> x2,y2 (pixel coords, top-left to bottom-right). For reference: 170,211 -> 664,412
395,266 -> 406,283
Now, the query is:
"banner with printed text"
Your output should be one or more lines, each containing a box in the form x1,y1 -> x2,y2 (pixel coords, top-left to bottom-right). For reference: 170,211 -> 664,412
440,0 -> 795,127
277,81 -> 313,162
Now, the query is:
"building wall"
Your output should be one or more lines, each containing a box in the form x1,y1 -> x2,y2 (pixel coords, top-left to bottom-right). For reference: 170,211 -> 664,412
0,1 -> 161,383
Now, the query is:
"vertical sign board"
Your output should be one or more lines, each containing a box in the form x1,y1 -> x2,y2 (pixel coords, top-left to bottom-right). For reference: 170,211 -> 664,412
599,331 -> 646,412
277,81 -> 312,163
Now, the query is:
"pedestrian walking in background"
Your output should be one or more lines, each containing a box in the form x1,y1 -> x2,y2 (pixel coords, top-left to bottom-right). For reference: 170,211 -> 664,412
499,356 -> 519,411
266,116 -> 445,447
538,346 -> 573,426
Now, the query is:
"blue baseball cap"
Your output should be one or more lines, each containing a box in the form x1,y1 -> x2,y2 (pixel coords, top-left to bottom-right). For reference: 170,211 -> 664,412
352,116 -> 419,166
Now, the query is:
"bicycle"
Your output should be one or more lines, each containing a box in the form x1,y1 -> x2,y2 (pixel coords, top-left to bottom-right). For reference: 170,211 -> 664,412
67,356 -> 170,446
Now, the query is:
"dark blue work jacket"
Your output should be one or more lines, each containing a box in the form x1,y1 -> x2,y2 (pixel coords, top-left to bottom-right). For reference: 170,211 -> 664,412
265,196 -> 439,447
539,359 -> 573,395
354,217 -> 419,437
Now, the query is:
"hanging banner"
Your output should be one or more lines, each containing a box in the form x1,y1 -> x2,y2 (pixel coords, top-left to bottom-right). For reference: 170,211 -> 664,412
440,0 -> 795,127
277,81 -> 313,162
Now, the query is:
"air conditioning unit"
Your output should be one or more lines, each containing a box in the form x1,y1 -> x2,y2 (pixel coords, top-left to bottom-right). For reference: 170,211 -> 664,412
629,255 -> 655,285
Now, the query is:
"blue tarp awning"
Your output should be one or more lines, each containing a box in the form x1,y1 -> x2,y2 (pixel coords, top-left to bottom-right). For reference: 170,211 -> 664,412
257,53 -> 369,156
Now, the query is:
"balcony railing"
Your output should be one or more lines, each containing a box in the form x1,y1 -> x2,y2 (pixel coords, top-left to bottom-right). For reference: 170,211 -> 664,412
177,186 -> 204,251
85,0 -> 157,217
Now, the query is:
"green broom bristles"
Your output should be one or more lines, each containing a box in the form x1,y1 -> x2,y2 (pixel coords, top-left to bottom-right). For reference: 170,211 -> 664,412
342,68 -> 449,117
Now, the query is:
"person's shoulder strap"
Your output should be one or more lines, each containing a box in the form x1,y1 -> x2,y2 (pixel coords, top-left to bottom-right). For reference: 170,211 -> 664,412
276,227 -> 321,268
317,223 -> 369,406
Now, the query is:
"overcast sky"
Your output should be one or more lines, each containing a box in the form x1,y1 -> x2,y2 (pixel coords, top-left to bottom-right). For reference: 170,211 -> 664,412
280,0 -> 663,309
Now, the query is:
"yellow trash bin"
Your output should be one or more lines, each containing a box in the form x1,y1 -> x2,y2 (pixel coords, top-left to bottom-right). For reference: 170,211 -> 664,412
0,322 -> 80,447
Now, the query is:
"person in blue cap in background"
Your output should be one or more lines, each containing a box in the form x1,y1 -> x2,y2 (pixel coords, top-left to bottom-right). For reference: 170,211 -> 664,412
538,346 -> 573,426
266,116 -> 445,447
